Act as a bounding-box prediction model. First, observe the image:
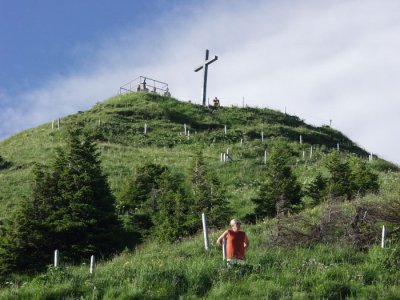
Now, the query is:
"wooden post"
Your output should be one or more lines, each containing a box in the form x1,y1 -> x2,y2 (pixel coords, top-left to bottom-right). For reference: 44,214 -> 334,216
261,131 -> 264,142
310,146 -> 313,159
337,143 -> 340,151
222,237 -> 227,260
57,119 -> 60,129
381,225 -> 386,248
202,213 -> 209,251
144,123 -> 147,134
299,135 -> 302,144
240,138 -> 243,146
54,249 -> 59,267
224,125 -> 227,135
184,124 -> 187,135
90,255 -> 95,274
52,120 -> 54,130
264,150 -> 267,165
302,150 -> 305,160
187,130 -> 190,140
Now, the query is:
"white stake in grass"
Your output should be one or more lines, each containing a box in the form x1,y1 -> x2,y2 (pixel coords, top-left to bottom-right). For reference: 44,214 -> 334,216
54,249 -> 59,267
261,131 -> 264,142
264,150 -> 267,165
299,135 -> 302,144
381,225 -> 386,248
337,143 -> 340,151
224,125 -> 227,135
202,213 -> 209,251
144,123 -> 147,134
310,146 -> 313,159
222,237 -> 227,260
184,124 -> 187,135
90,255 -> 95,274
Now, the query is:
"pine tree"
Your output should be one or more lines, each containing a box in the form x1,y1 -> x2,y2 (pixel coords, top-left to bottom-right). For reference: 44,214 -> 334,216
190,152 -> 231,229
118,163 -> 169,238
349,157 -> 379,196
325,151 -> 353,200
303,172 -> 327,205
152,170 -> 191,242
252,142 -> 301,218
0,128 -> 122,274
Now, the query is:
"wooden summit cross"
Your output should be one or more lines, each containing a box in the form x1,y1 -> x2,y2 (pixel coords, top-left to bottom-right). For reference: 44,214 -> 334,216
194,49 -> 218,106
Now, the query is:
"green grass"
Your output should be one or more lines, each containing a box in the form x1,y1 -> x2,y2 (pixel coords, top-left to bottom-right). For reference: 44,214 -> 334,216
0,92 -> 399,298
0,226 -> 399,299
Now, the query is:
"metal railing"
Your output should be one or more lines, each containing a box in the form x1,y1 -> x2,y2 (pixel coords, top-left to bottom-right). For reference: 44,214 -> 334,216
119,76 -> 170,96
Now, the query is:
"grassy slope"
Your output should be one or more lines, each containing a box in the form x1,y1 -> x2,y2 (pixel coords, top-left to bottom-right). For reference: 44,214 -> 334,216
0,92 -> 371,217
0,221 -> 399,299
0,92 -> 399,298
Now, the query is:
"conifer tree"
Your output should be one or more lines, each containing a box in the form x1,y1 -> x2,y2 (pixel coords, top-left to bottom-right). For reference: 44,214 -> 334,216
152,170 -> 191,242
0,128 -> 122,274
190,152 -> 230,229
303,172 -> 327,205
252,142 -> 301,218
325,151 -> 353,200
349,157 -> 379,196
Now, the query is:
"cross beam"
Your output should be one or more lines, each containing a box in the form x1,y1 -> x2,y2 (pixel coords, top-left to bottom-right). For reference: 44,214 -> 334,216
194,49 -> 218,106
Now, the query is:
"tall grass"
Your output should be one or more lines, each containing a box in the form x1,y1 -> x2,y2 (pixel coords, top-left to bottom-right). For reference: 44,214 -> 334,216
0,226 -> 399,299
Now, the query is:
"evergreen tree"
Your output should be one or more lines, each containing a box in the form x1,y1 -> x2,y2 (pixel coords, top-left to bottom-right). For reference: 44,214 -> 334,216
349,157 -> 379,196
0,128 -> 122,274
190,152 -> 230,229
325,151 -> 353,200
252,142 -> 301,218
118,163 -> 169,237
152,170 -> 191,242
303,172 -> 327,205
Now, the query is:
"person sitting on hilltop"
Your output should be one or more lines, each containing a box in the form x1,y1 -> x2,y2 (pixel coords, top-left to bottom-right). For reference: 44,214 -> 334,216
163,87 -> 171,97
213,97 -> 220,107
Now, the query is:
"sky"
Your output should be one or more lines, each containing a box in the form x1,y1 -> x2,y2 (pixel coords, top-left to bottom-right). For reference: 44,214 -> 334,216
1,0 -> 399,164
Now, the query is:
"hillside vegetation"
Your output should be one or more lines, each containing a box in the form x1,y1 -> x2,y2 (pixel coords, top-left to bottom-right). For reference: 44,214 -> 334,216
0,92 -> 399,298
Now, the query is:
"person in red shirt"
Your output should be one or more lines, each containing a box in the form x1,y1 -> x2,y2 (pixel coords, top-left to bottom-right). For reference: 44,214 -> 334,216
216,219 -> 249,264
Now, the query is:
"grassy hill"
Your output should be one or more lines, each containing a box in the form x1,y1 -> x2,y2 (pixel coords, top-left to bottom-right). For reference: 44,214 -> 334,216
0,92 -> 383,217
0,92 -> 399,299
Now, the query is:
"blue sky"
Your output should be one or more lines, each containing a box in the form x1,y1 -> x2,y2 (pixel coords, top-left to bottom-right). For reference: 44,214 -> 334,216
1,0 -> 400,164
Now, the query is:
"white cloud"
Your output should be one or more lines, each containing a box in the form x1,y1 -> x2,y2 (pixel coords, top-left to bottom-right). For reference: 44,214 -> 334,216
1,0 -> 400,164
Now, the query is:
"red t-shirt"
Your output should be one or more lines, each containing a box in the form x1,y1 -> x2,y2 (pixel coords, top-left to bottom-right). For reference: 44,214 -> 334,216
226,230 -> 246,260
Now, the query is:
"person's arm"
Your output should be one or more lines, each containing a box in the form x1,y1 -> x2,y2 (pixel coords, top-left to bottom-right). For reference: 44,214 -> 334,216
244,233 -> 249,250
216,230 -> 228,246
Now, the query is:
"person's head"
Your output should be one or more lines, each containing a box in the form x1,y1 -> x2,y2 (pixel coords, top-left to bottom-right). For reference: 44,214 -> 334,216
230,219 -> 242,231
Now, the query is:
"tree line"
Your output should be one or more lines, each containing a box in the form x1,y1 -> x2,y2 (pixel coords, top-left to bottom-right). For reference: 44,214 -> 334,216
0,129 -> 379,275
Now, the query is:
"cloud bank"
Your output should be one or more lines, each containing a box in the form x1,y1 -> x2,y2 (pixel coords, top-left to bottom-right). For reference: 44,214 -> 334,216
1,0 -> 400,164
